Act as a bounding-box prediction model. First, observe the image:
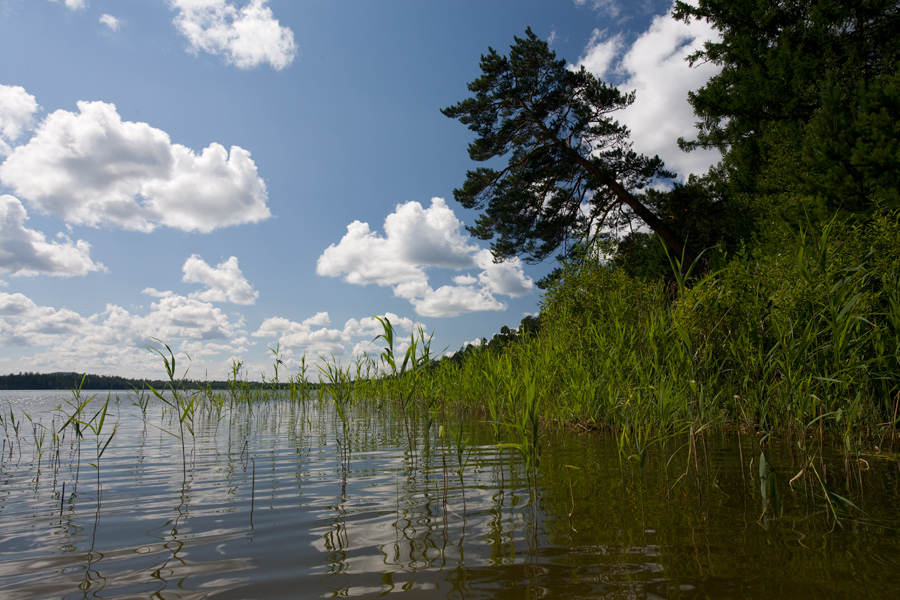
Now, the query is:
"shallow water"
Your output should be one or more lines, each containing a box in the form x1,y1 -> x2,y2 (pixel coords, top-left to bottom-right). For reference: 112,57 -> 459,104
0,390 -> 898,599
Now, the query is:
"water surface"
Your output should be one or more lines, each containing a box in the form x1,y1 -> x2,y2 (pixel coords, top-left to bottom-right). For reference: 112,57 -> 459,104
0,390 -> 898,598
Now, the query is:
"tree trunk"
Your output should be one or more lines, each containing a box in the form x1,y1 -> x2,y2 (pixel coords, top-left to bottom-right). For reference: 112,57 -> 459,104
565,148 -> 698,266
605,179 -> 698,266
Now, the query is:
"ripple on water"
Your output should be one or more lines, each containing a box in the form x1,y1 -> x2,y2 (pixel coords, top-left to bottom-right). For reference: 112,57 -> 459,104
2,392 -> 900,599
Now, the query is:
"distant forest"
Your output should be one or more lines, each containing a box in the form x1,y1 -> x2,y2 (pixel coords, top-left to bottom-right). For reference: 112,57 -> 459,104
0,371 -> 266,391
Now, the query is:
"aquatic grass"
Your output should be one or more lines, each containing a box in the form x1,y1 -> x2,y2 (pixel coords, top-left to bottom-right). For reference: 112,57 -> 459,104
57,383 -> 118,511
479,358 -> 509,484
9,209 -> 888,549
23,411 -> 47,479
131,386 -> 150,422
317,354 -> 355,481
373,316 -> 436,467
56,375 -> 95,490
2,404 -> 24,461
498,365 -> 542,518
268,343 -> 285,397
84,395 -> 117,482
290,354 -> 313,404
387,211 -> 899,521
146,340 -> 196,480
444,416 -> 472,511
229,358 -> 246,406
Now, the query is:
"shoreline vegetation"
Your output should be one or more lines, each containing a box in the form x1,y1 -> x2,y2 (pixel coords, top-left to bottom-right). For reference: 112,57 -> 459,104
4,209 -> 899,452
2,254 -> 897,533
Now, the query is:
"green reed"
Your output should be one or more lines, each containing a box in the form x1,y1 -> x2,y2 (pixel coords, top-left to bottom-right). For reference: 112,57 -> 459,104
289,354 -> 313,403
396,211 -> 899,515
146,340 -> 196,480
57,379 -> 118,503
2,404 -> 23,461
373,316 -> 435,462
500,366 -> 542,507
317,354 -> 355,477
23,411 -> 46,478
108,209 -> 895,529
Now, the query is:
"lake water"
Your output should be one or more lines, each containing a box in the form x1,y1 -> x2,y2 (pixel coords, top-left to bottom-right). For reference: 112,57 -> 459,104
0,389 -> 898,599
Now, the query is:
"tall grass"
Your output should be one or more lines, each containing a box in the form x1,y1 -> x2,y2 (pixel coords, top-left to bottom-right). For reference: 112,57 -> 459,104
57,377 -> 118,504
377,211 -> 898,517
317,354 -> 355,484
432,214 -> 897,444
146,340 -> 196,480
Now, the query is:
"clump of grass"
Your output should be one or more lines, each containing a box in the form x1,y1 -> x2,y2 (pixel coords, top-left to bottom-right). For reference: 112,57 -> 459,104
23,411 -> 47,480
146,340 -> 196,480
317,354 -> 355,484
2,404 -> 23,461
289,354 -> 313,403
393,211 -> 899,518
499,364 -> 542,518
57,378 -> 118,505
106,211 -> 893,529
373,316 -> 434,466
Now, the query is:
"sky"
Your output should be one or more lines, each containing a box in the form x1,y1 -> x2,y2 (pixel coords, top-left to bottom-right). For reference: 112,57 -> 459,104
0,0 -> 721,382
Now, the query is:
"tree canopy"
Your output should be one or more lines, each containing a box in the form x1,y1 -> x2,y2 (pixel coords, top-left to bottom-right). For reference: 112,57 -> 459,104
442,28 -> 697,266
445,3 -> 898,279
673,0 -> 900,212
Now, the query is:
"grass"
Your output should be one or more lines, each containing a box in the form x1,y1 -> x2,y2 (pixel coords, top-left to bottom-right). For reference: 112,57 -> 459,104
57,377 -> 118,508
146,340 -> 197,480
317,354 -> 355,484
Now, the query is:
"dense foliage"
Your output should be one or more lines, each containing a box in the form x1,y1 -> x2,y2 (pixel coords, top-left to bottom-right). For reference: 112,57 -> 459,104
674,0 -> 900,211
436,2 -> 900,447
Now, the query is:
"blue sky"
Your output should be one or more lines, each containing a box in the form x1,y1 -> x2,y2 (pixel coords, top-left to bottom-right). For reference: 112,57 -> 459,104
0,0 -> 720,381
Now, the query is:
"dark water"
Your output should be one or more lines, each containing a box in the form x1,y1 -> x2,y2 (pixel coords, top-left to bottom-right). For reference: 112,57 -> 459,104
0,390 -> 898,599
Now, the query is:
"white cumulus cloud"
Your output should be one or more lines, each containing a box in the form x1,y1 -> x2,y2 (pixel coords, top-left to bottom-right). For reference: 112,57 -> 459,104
573,29 -> 623,79
99,14 -> 120,31
0,195 -> 105,277
182,254 -> 258,305
49,0 -> 86,11
316,198 -> 533,317
0,99 -> 270,232
170,0 -> 298,70
138,291 -> 241,341
573,3 -> 722,178
0,84 -> 39,157
0,290 -> 250,376
474,249 -> 534,297
411,285 -> 506,319
0,292 -> 90,346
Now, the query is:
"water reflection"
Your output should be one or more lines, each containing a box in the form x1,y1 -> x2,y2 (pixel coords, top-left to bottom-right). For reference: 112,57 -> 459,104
0,390 -> 899,598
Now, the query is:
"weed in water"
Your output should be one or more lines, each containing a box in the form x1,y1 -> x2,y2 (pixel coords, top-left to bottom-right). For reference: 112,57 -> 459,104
146,339 -> 196,480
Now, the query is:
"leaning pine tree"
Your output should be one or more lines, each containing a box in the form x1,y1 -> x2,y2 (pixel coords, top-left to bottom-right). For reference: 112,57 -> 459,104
442,27 -> 697,267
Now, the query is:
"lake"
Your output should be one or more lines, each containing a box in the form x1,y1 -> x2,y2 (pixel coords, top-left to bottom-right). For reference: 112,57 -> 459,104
0,389 -> 898,598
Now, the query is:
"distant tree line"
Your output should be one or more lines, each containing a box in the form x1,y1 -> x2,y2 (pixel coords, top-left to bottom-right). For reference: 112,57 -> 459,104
441,314 -> 541,366
0,371 -> 275,391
